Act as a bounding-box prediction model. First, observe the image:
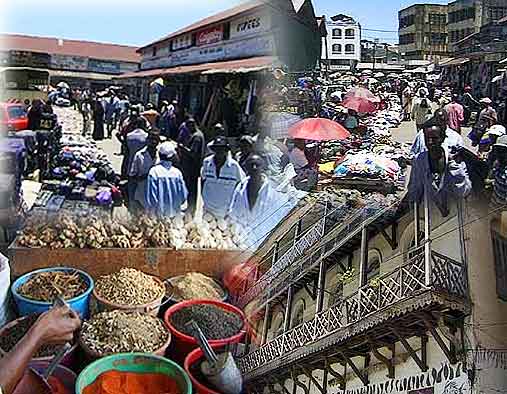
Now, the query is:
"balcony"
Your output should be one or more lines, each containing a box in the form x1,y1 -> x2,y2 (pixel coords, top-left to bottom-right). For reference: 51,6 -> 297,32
238,250 -> 469,380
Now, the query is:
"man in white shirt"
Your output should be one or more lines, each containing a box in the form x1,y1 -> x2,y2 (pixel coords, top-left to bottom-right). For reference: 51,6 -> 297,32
201,136 -> 246,218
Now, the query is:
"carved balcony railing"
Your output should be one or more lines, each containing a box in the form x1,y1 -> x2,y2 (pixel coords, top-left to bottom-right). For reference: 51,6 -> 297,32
236,202 -> 400,310
237,250 -> 468,374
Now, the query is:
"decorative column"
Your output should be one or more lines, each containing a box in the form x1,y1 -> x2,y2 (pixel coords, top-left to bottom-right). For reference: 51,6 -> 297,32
359,225 -> 369,287
424,189 -> 432,286
315,259 -> 327,314
283,285 -> 294,332
261,301 -> 270,346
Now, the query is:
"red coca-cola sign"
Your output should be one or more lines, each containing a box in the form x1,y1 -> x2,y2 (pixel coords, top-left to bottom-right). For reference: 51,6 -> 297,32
196,25 -> 224,46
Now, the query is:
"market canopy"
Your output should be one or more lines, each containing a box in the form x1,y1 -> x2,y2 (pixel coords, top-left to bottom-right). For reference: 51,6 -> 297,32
288,118 -> 350,141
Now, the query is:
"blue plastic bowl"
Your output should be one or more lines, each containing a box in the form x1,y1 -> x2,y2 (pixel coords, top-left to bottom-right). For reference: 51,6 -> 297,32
11,267 -> 94,319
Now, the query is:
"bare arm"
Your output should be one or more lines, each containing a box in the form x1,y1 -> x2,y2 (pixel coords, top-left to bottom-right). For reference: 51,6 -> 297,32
0,307 -> 81,394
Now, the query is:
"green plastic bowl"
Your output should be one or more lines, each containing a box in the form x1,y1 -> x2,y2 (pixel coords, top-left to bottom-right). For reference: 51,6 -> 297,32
75,353 -> 192,394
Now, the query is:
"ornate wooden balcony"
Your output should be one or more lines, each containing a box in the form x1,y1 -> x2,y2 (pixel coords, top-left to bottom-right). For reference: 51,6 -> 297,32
238,250 -> 469,381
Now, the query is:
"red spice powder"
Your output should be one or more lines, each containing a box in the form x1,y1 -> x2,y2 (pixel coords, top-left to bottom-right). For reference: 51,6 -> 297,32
82,371 -> 181,394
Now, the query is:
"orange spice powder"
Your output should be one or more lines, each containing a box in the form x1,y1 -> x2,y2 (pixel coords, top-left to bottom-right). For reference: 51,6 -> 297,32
82,371 -> 182,394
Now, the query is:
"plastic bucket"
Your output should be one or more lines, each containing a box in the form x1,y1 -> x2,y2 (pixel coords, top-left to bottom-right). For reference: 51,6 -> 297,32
164,299 -> 246,365
75,353 -> 192,394
0,315 -> 77,368
184,346 -> 223,394
78,315 -> 171,361
92,275 -> 165,316
11,267 -> 94,319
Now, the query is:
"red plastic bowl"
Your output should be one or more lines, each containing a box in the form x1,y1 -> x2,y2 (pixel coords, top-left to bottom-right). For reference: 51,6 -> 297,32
184,346 -> 223,394
164,299 -> 246,364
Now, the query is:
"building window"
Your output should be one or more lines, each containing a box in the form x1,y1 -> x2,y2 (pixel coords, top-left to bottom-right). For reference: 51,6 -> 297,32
271,312 -> 284,338
332,28 -> 342,38
492,227 -> 507,301
332,44 -> 342,53
399,14 -> 415,29
152,47 -> 157,57
429,13 -> 446,26
400,33 -> 416,45
449,7 -> 476,24
427,32 -> 447,44
291,299 -> 306,328
345,44 -> 355,53
345,29 -> 355,39
489,6 -> 507,21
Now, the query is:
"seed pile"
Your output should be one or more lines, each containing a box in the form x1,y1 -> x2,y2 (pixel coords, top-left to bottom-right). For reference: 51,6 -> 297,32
169,273 -> 224,301
170,304 -> 243,340
17,270 -> 87,302
80,310 -> 169,356
95,268 -> 165,306
0,314 -> 70,357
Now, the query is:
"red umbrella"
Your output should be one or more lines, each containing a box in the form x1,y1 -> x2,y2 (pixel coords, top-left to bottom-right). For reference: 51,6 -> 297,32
343,87 -> 380,102
288,118 -> 350,141
341,96 -> 378,113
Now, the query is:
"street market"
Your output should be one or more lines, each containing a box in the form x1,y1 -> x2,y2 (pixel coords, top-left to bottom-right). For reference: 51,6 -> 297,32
1,0 -> 507,393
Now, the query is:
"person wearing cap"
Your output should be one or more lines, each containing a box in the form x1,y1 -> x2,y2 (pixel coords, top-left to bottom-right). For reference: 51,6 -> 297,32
141,103 -> 160,129
408,121 -> 471,217
490,135 -> 507,207
128,131 -> 160,214
236,135 -> 254,170
0,306 -> 81,394
201,136 -> 246,218
444,95 -> 465,134
462,86 -> 480,125
178,117 -> 205,215
145,142 -> 188,218
478,97 -> 498,128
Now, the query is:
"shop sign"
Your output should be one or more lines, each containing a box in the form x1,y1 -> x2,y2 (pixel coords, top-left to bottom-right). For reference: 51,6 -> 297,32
225,35 -> 275,58
196,25 -> 224,46
140,56 -> 173,70
9,50 -> 51,68
230,13 -> 271,39
172,33 -> 192,51
51,54 -> 87,70
88,58 -> 121,73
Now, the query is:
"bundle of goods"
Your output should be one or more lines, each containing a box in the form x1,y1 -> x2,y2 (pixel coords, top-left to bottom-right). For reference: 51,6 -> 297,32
80,310 -> 169,356
334,151 -> 402,182
17,270 -> 87,302
0,314 -> 74,358
169,304 -> 243,340
17,212 -> 246,250
167,273 -> 226,302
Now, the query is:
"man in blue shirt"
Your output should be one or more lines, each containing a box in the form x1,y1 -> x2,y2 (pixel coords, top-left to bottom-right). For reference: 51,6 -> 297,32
145,142 -> 188,218
408,122 -> 471,217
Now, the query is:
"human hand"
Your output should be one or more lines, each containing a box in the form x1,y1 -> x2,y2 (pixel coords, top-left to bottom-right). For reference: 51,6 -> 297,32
31,306 -> 81,345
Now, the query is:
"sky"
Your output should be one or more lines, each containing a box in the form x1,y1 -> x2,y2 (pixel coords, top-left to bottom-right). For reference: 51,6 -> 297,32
1,0 -> 450,46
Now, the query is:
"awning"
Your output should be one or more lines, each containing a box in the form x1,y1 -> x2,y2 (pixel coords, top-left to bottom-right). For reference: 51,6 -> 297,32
116,56 -> 276,79
499,57 -> 507,64
439,57 -> 470,67
49,69 -> 116,81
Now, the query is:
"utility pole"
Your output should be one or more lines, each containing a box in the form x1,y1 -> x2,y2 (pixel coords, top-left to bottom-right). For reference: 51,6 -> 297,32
373,38 -> 379,70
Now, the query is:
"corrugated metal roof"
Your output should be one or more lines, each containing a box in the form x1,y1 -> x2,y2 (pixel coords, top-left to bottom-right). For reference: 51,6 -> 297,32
116,56 -> 276,79
1,34 -> 140,63
137,0 -> 264,52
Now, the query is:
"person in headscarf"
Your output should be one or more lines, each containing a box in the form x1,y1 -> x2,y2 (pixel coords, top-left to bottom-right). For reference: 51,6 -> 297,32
92,99 -> 105,141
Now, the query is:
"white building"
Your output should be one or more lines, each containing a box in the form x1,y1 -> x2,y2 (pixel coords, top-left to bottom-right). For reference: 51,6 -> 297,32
322,14 -> 362,71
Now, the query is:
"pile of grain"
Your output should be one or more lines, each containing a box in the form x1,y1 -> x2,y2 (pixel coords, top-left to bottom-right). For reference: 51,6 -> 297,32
169,273 -> 224,301
80,310 -> 169,356
94,268 -> 165,306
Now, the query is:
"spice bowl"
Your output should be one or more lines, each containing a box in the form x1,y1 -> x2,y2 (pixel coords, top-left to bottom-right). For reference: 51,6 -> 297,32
0,315 -> 78,369
11,267 -> 94,319
164,299 -> 246,364
92,272 -> 165,316
75,353 -> 192,394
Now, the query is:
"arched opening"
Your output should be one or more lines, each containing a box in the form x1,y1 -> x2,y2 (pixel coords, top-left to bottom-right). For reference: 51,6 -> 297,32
332,44 -> 342,54
366,249 -> 382,281
345,29 -> 355,38
345,44 -> 355,54
291,299 -> 306,328
271,312 -> 284,338
332,28 -> 342,38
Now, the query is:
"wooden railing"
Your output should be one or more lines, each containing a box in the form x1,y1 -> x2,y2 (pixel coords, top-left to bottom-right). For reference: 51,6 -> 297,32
237,250 -> 467,374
